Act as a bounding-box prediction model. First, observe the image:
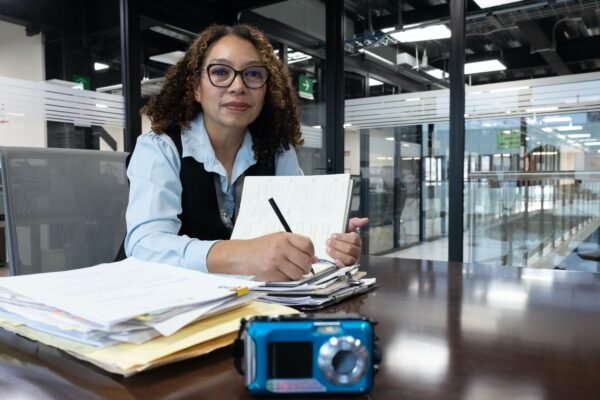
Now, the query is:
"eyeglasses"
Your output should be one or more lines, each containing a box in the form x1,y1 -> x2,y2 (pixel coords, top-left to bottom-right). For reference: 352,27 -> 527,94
202,63 -> 269,89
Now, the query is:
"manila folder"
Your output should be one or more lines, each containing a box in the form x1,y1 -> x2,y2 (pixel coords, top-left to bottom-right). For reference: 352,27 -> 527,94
0,301 -> 298,376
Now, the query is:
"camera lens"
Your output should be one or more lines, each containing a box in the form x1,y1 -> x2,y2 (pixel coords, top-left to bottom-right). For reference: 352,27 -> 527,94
332,350 -> 358,374
318,336 -> 369,385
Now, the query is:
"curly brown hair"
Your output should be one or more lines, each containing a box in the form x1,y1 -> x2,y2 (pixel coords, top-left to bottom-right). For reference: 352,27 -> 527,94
142,24 -> 303,163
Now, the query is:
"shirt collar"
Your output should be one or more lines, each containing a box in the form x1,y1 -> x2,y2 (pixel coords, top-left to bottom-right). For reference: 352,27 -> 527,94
180,113 -> 257,184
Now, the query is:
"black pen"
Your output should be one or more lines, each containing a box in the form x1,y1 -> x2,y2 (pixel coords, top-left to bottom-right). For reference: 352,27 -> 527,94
268,197 -> 316,276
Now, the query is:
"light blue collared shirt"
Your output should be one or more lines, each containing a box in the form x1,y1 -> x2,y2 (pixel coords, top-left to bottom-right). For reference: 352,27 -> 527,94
124,113 -> 303,272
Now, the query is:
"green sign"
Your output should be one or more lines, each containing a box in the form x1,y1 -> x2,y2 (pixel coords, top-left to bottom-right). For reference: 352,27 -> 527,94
72,74 -> 91,90
497,129 -> 521,150
299,74 -> 314,100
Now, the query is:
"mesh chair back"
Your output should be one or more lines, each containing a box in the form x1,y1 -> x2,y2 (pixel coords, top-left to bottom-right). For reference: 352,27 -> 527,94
0,147 -> 129,275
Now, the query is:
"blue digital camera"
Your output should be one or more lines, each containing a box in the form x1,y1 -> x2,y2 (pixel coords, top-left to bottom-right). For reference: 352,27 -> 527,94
233,313 -> 380,396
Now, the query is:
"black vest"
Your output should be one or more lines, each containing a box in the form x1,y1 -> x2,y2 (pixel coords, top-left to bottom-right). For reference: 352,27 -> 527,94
115,127 -> 275,261
163,128 -> 274,240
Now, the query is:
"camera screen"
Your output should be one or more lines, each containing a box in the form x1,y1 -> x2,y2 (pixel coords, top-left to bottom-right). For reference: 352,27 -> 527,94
268,342 -> 313,378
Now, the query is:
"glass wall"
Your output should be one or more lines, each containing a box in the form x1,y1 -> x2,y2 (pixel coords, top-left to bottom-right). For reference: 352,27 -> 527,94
287,49 -> 327,175
346,71 -> 600,270
465,104 -> 600,271
251,0 -> 328,176
0,3 -> 124,151
338,0 -> 600,272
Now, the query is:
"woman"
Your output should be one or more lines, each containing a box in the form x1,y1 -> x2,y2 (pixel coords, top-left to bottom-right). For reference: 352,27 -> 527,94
124,24 -> 368,281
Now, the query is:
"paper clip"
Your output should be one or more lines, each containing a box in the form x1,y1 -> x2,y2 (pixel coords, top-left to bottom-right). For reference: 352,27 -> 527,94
343,272 -> 362,286
223,286 -> 249,296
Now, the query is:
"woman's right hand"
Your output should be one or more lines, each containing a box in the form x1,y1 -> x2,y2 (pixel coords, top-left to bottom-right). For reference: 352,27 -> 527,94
206,232 -> 316,282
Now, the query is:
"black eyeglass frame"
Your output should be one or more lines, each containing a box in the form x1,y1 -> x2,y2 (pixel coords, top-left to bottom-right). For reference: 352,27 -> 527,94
202,63 -> 270,89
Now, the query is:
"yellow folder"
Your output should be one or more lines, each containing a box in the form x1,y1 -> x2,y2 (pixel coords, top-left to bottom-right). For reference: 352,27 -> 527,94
0,301 -> 298,376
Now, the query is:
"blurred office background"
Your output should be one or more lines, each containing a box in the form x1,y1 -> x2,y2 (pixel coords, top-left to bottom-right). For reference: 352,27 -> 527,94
1,0 -> 600,271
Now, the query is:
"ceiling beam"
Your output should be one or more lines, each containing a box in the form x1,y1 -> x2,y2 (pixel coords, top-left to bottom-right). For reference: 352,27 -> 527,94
0,0 -> 63,34
555,35 -> 600,63
239,11 -> 324,53
139,0 -> 234,33
345,55 -> 431,92
241,10 -> 430,91
230,0 -> 289,12
517,20 -> 571,75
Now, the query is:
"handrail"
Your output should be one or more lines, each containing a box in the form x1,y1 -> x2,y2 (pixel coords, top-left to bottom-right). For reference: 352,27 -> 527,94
468,171 -> 600,181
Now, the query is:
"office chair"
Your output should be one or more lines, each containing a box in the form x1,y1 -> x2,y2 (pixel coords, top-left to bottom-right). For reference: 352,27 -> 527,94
0,147 -> 129,275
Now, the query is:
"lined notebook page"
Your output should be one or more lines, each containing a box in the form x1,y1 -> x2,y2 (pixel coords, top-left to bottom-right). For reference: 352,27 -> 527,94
231,174 -> 352,263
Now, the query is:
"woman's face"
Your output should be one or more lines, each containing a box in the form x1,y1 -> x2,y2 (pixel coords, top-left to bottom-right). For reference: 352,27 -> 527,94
194,35 -> 267,134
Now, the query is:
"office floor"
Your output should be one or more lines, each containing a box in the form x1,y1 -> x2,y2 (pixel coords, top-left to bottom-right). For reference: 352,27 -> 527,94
384,236 -> 450,262
383,226 -> 600,272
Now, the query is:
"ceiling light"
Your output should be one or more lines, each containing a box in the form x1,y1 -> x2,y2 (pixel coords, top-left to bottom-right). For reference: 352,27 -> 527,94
381,26 -> 395,33
369,77 -> 384,86
567,133 -> 590,139
556,125 -> 582,131
464,59 -> 506,74
95,104 -> 108,108
94,62 -> 109,71
149,51 -> 185,65
359,49 -> 395,66
473,0 -> 525,8
583,142 -> 600,146
287,49 -> 312,64
386,137 -> 395,141
405,97 -> 421,102
541,127 -> 553,132
343,123 -> 352,128
390,24 -> 451,43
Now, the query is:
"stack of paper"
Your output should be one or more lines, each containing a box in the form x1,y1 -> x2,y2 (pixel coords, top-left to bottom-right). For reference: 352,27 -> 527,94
0,258 -> 266,347
0,258 -> 299,375
0,301 -> 297,375
254,265 -> 377,309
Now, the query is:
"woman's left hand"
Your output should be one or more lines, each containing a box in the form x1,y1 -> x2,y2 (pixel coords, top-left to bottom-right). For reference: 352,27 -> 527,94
326,217 -> 369,266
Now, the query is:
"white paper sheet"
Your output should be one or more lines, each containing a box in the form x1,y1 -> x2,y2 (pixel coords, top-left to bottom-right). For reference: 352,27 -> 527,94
0,258 -> 262,327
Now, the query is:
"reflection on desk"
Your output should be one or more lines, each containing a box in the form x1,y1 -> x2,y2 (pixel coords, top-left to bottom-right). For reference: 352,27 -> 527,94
1,256 -> 600,399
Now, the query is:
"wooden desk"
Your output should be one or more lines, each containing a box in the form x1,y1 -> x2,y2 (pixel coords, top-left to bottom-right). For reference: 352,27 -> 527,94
1,256 -> 600,399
